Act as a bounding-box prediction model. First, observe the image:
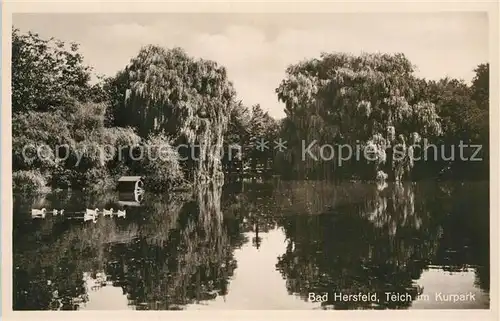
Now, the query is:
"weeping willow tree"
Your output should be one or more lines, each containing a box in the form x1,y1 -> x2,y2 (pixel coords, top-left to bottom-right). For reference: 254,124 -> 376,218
275,72 -> 335,179
276,52 -> 442,181
113,46 -> 237,183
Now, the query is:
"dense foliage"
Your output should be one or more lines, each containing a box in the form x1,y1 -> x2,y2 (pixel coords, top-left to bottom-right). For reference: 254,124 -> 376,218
109,46 -> 237,183
274,52 -> 486,181
12,28 -> 104,113
12,28 -> 489,194
12,31 -> 235,192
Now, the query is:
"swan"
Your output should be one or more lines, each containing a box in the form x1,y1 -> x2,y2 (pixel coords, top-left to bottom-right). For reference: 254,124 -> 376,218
84,208 -> 99,223
83,213 -> 97,223
31,208 -> 46,219
116,209 -> 126,218
86,208 -> 99,216
102,208 -> 114,217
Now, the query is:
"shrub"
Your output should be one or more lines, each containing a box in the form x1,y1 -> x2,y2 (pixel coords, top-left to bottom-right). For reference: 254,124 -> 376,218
50,167 -> 73,189
13,170 -> 49,194
140,133 -> 186,192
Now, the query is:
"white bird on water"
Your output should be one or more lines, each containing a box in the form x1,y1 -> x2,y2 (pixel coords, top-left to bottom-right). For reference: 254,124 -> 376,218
84,213 -> 98,223
31,208 -> 46,219
53,209 -> 65,216
86,208 -> 99,216
102,208 -> 114,217
84,208 -> 99,223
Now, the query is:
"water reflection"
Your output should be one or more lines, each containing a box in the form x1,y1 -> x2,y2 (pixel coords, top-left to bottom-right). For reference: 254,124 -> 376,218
14,184 -> 238,310
274,183 -> 440,309
13,181 -> 489,310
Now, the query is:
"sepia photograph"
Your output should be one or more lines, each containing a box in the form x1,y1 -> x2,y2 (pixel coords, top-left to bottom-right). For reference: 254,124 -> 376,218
2,3 -> 497,316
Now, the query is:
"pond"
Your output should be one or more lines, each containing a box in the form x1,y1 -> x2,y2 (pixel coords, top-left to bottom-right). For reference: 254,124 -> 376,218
12,180 -> 490,310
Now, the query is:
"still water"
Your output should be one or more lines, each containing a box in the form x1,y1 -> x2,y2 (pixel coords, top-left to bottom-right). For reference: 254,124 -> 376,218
13,181 -> 490,310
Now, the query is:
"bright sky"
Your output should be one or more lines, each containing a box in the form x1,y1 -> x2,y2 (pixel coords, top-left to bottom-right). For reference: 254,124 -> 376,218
13,13 -> 488,119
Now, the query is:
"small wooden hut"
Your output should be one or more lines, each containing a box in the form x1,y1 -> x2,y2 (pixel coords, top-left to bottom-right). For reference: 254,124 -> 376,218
118,190 -> 144,207
117,176 -> 144,193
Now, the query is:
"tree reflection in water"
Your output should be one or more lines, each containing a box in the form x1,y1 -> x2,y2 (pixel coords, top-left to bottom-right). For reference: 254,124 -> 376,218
13,183 -> 240,310
104,184 -> 237,309
13,181 -> 489,310
273,181 -> 488,309
222,181 -> 279,249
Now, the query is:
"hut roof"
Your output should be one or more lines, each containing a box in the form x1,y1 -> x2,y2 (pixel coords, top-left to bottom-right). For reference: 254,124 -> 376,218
118,176 -> 142,182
